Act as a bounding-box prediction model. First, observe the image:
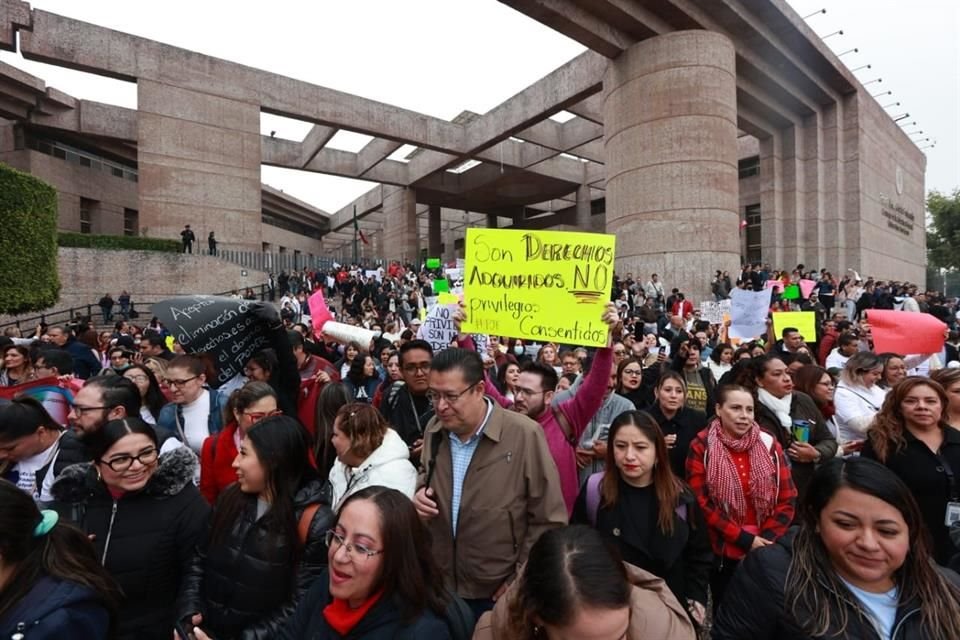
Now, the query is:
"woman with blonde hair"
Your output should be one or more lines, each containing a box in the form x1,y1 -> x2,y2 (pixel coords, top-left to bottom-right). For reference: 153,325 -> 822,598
861,377 -> 960,565
834,351 -> 886,450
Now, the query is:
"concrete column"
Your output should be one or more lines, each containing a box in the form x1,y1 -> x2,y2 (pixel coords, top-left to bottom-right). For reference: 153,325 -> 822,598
428,204 -> 442,257
137,79 -> 262,251
604,30 -> 740,301
575,185 -> 591,230
486,213 -> 498,229
381,187 -> 418,263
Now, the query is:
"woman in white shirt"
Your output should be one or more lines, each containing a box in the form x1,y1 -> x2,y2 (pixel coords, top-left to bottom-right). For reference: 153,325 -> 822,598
834,352 -> 887,449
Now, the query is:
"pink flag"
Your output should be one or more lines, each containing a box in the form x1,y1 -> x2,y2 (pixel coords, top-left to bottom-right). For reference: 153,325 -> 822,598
308,289 -> 334,341
868,310 -> 946,355
799,279 -> 817,299
765,280 -> 784,293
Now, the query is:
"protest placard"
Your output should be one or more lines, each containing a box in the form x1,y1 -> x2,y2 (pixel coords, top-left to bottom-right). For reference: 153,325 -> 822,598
417,304 -> 459,353
729,287 -> 773,339
426,258 -> 441,269
308,289 -> 334,339
461,228 -> 616,347
867,310 -> 946,355
765,280 -> 784,293
432,279 -> 449,294
152,296 -> 272,388
783,284 -> 801,300
0,377 -> 74,426
771,311 -> 817,343
699,301 -> 731,325
799,279 -> 817,298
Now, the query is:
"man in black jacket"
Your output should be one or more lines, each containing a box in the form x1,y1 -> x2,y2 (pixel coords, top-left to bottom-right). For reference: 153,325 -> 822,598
380,339 -> 434,461
45,325 -> 102,379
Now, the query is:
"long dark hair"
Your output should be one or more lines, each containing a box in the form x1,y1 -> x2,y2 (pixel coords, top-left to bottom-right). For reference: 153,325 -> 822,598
786,457 -> 960,637
868,377 -> 950,462
336,486 -> 448,621
0,480 -> 120,625
209,416 -> 316,563
124,364 -> 166,420
601,410 -> 682,534
508,525 -> 630,638
614,357 -> 643,395
88,417 -> 159,463
315,383 -> 351,477
346,355 -> 375,385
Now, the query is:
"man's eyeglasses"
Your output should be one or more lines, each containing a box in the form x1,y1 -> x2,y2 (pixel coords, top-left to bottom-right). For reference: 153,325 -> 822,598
99,448 -> 159,472
426,382 -> 478,405
402,363 -> 431,374
166,376 -> 198,388
325,530 -> 383,561
69,404 -> 109,416
514,387 -> 546,398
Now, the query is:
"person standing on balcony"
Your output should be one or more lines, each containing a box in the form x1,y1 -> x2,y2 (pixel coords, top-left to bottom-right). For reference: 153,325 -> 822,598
208,231 -> 217,256
180,224 -> 196,254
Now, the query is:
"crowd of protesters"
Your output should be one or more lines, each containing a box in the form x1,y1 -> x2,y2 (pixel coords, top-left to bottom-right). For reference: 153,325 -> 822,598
2,258 -> 960,639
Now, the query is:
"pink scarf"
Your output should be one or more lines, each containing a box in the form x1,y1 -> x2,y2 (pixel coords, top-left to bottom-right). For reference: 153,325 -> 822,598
705,418 -> 778,526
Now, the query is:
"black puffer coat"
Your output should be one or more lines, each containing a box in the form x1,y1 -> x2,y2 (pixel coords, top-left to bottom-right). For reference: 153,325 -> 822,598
51,447 -> 210,640
177,478 -> 335,639
276,569 -> 451,640
713,528 -> 960,640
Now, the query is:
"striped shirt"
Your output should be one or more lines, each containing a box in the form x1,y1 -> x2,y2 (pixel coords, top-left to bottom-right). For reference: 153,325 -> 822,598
449,398 -> 494,536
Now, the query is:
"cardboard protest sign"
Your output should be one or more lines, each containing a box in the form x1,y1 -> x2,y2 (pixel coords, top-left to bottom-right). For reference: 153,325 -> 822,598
461,228 -> 616,347
152,296 -> 272,388
729,287 -> 772,340
308,289 -> 334,340
432,278 -> 449,294
771,311 -> 817,343
867,310 -> 946,355
799,279 -> 817,299
765,280 -> 784,293
782,284 -> 801,300
426,258 -> 441,269
0,377 -> 75,426
417,304 -> 459,353
700,301 -> 727,325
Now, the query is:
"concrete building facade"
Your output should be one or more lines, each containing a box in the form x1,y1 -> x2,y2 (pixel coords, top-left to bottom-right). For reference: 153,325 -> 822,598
0,0 -> 926,300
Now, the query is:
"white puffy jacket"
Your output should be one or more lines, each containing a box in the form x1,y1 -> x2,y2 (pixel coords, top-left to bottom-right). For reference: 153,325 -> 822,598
329,428 -> 417,510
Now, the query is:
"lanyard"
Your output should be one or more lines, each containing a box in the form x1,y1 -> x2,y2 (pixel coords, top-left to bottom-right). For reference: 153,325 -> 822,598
937,452 -> 959,501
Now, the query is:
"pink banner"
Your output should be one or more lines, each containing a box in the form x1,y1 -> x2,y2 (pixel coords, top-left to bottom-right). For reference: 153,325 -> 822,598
765,280 -> 784,293
799,279 -> 817,298
308,289 -> 334,341
868,310 -> 946,355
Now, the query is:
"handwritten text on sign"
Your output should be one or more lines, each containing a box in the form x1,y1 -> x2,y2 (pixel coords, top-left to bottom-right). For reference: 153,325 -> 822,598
152,296 -> 271,388
461,228 -> 616,347
417,304 -> 459,353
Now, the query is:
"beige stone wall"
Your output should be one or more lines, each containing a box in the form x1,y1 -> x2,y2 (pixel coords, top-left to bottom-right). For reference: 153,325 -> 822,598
0,248 -> 268,326
855,96 -> 926,283
260,224 -> 324,258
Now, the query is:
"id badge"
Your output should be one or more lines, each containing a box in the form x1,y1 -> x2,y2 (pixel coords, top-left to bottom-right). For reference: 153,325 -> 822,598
945,502 -> 960,527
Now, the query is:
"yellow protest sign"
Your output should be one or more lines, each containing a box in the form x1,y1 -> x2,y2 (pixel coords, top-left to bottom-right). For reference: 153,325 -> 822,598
771,311 -> 818,344
461,228 -> 616,347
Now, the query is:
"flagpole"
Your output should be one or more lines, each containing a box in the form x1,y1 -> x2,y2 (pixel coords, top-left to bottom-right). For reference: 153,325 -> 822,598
352,204 -> 358,265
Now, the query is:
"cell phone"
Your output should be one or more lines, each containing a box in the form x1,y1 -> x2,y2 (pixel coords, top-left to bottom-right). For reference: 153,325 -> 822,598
174,622 -> 196,640
659,346 -> 667,355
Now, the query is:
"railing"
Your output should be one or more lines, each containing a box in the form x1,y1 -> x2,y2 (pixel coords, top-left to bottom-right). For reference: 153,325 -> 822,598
199,249 -> 338,274
0,283 -> 273,333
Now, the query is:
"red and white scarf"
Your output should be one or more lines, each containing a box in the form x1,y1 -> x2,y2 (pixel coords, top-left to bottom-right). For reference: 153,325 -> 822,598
705,417 -> 778,525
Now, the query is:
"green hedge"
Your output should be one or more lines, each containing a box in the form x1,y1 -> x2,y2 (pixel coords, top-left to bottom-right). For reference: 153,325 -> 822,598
58,232 -> 180,252
0,163 -> 60,314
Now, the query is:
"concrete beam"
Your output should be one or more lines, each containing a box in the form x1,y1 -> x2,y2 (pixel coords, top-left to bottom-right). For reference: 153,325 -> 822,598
566,94 -> 603,124
0,0 -> 30,52
299,124 -> 337,167
498,0 -> 634,58
356,137 -> 404,177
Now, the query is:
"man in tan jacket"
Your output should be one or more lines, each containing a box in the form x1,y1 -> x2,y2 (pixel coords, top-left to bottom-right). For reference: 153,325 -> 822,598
414,347 -> 567,620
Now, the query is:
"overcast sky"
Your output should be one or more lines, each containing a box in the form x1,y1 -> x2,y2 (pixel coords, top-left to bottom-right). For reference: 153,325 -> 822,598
1,0 -> 956,212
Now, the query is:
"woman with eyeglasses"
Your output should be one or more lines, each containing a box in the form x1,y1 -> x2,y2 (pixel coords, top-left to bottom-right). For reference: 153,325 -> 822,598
121,363 -> 166,425
156,354 -> 225,453
198,381 -> 280,504
200,486 -> 454,640
615,357 -> 654,410
178,415 -> 334,639
329,404 -> 417,511
50,418 -> 209,639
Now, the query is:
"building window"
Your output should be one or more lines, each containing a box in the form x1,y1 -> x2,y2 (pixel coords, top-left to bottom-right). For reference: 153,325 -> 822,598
123,208 -> 138,236
745,204 -> 761,264
79,198 -> 98,234
738,156 -> 760,179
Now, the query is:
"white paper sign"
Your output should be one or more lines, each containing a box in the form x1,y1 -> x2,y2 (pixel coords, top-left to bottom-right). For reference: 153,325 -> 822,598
699,300 -> 732,324
729,288 -> 772,339
417,304 -> 459,353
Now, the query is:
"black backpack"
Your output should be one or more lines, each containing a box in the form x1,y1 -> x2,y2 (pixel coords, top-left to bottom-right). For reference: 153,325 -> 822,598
443,591 -> 476,640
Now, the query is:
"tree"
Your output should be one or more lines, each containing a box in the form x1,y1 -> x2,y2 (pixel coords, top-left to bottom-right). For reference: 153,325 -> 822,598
0,163 -> 60,314
927,189 -> 960,272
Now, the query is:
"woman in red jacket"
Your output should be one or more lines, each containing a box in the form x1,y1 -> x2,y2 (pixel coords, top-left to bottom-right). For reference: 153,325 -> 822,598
199,381 -> 280,503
